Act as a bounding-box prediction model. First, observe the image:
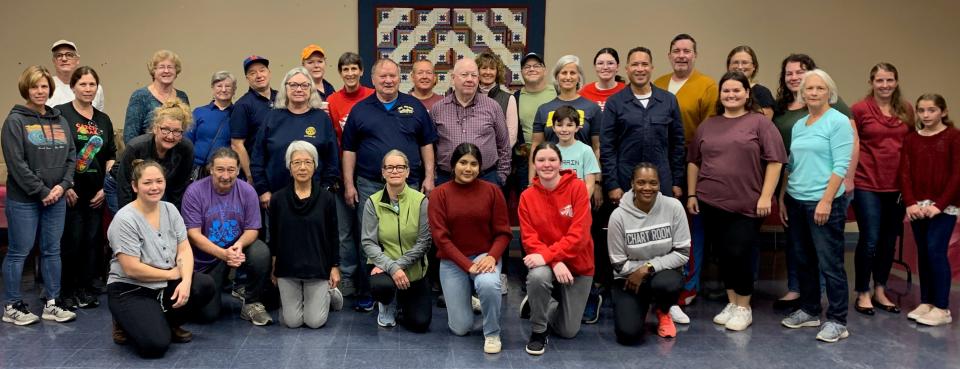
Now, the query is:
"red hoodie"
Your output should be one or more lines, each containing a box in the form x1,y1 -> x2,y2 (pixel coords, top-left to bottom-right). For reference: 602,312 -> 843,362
518,170 -> 594,276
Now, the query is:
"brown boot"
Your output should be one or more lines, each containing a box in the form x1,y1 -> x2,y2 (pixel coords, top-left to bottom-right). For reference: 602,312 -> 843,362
112,320 -> 128,345
170,325 -> 193,343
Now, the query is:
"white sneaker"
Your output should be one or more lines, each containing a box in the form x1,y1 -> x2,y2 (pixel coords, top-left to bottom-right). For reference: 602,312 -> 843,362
329,288 -> 344,311
713,303 -> 737,325
483,335 -> 502,354
500,273 -> 509,295
377,302 -> 397,327
669,305 -> 690,324
3,302 -> 39,326
472,296 -> 482,314
42,300 -> 77,323
725,306 -> 752,331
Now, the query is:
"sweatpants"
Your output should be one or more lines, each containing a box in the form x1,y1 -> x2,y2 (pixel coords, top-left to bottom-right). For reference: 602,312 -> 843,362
277,277 -> 330,329
611,268 -> 683,344
525,265 -> 592,338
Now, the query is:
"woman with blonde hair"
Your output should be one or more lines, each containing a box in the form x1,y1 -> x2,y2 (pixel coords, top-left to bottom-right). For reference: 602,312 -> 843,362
124,50 -> 190,142
116,99 -> 194,209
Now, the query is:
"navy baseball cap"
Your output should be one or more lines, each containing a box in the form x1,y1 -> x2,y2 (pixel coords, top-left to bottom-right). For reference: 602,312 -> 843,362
243,55 -> 270,73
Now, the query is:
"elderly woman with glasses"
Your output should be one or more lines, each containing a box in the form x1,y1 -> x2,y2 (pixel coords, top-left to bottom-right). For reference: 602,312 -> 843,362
251,67 -> 339,209
123,50 -> 190,143
185,71 -> 237,170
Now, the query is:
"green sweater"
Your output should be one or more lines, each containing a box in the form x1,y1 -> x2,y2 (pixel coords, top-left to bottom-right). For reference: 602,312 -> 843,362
361,185 -> 431,281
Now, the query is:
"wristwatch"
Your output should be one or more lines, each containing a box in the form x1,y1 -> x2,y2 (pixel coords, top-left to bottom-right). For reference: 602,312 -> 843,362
644,262 -> 655,273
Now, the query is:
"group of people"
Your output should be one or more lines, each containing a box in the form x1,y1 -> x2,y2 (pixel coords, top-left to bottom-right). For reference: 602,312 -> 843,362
1,34 -> 957,359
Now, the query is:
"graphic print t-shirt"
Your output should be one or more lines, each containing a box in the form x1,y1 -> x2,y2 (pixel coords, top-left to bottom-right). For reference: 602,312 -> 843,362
180,177 -> 262,271
57,102 -> 116,199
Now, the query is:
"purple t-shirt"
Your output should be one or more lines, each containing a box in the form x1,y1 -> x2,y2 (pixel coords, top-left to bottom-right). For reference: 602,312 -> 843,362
180,176 -> 262,271
687,112 -> 787,217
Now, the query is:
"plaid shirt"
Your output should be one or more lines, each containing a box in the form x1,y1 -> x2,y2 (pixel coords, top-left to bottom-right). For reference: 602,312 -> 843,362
430,93 -> 510,182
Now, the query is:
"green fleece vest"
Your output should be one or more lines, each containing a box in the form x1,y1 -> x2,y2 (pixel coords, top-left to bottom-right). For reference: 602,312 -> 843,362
371,186 -> 428,281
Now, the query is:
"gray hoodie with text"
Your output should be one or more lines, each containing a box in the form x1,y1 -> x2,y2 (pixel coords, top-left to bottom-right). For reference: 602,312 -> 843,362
607,190 -> 690,278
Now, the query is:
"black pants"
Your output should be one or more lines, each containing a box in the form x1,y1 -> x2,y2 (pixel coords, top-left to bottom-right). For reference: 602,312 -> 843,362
107,274 -> 215,358
61,201 -> 103,294
197,240 -> 272,322
611,268 -> 682,345
369,272 -> 432,333
592,200 -> 616,288
700,202 -> 762,296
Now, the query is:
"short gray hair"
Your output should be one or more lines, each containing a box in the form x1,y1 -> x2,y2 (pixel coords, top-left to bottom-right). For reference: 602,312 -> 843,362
273,67 -> 324,110
552,55 -> 584,92
798,68 -> 839,105
285,140 -> 318,170
381,149 -> 409,167
210,70 -> 237,92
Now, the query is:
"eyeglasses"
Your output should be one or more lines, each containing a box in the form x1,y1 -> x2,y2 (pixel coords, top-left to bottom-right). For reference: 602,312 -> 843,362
158,127 -> 184,137
291,160 -> 314,168
286,82 -> 312,90
54,52 -> 77,60
155,65 -> 177,71
383,165 -> 408,173
522,64 -> 544,71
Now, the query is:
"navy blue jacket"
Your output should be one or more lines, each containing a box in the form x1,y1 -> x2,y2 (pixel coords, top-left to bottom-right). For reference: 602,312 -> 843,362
341,93 -> 438,185
251,108 -> 339,194
600,85 -> 685,195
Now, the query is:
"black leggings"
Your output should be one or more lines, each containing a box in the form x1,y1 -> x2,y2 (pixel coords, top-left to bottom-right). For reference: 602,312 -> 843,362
611,268 -> 682,345
700,202 -> 762,296
107,274 -> 215,358
369,272 -> 432,333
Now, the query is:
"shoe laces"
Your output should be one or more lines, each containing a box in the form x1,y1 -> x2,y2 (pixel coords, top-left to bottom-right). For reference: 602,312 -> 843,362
9,301 -> 31,315
247,303 -> 267,314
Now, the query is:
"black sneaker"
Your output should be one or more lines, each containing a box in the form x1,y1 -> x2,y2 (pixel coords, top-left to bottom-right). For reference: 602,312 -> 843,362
525,331 -> 548,355
76,289 -> 99,309
61,295 -> 79,311
519,295 -> 530,319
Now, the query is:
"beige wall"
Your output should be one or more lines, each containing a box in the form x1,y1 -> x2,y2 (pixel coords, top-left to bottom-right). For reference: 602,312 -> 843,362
1,0 -> 958,156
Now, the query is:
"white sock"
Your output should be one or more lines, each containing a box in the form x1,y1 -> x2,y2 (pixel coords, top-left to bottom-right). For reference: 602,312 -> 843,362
47,299 -> 55,306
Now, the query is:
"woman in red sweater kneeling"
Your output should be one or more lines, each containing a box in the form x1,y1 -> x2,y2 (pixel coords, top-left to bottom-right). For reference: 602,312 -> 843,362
899,93 -> 960,327
429,143 -> 513,354
518,142 -> 594,356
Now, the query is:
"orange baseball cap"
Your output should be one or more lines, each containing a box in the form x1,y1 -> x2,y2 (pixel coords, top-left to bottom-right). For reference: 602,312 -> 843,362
300,45 -> 326,61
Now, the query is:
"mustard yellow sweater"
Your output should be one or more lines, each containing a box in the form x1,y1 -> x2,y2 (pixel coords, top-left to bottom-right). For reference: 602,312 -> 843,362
654,70 -> 718,145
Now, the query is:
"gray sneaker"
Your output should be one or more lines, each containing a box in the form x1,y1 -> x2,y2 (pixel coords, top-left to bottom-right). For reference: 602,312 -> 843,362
3,301 -> 40,326
781,309 -> 821,329
329,288 -> 344,311
816,321 -> 849,342
377,302 -> 397,327
241,302 -> 273,326
42,300 -> 77,323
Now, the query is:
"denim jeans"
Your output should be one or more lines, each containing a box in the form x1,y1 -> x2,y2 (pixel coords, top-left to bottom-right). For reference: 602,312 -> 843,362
852,190 -> 904,292
2,198 -> 67,303
335,190 -> 359,280
911,213 -> 956,309
682,214 -> 705,293
439,254 -> 502,337
103,172 -> 119,215
785,194 -> 850,324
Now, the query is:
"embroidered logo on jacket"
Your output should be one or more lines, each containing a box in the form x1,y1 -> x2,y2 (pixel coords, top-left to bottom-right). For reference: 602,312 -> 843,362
559,204 -> 574,218
305,126 -> 316,138
397,105 -> 415,115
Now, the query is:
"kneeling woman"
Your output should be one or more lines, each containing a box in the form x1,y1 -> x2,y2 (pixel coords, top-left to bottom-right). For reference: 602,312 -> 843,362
107,160 -> 215,358
269,141 -> 342,329
429,143 -> 512,354
361,150 -> 432,332
519,142 -> 594,356
608,163 -> 690,343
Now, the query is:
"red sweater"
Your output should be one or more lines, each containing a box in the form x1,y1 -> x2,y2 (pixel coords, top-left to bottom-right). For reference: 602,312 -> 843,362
327,86 -> 374,149
428,179 -> 513,272
899,127 -> 960,208
518,170 -> 594,276
852,97 -> 912,192
579,81 -> 626,112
